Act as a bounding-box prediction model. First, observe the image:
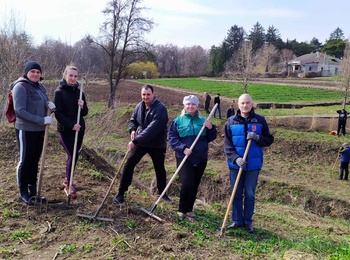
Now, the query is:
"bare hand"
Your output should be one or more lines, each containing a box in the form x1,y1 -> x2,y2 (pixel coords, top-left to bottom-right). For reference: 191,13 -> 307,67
128,141 -> 136,151
73,124 -> 81,131
78,99 -> 84,108
131,131 -> 137,141
183,148 -> 192,156
204,120 -> 212,129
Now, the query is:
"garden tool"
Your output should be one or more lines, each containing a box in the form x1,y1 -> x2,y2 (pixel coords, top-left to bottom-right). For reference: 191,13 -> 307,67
219,139 -> 252,237
34,101 -> 56,205
140,104 -> 218,222
77,149 -> 129,222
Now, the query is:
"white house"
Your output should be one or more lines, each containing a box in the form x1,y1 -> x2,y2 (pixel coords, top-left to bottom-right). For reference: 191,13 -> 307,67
288,52 -> 342,76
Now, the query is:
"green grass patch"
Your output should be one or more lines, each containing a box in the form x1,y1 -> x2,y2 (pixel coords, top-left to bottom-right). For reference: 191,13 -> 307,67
137,78 -> 342,103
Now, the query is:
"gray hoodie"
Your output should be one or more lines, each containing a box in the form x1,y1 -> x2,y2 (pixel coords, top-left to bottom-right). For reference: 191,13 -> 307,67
10,77 -> 49,131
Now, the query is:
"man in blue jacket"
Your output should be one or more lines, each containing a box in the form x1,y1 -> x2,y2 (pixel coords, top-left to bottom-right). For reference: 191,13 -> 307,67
224,93 -> 274,233
113,84 -> 170,204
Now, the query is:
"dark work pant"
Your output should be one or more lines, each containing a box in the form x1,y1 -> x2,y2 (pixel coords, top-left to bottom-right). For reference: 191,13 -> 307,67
339,161 -> 349,180
16,129 -> 45,194
118,146 -> 167,194
59,130 -> 84,183
176,158 -> 207,213
337,122 -> 346,136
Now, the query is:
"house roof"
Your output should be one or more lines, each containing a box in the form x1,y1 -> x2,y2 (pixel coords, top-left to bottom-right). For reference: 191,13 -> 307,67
288,52 -> 341,66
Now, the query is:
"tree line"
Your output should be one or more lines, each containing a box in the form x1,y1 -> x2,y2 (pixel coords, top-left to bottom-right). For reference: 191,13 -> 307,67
0,0 -> 348,112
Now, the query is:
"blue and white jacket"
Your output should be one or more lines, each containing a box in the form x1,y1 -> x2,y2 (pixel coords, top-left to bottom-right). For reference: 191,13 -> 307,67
168,111 -> 217,164
224,108 -> 274,170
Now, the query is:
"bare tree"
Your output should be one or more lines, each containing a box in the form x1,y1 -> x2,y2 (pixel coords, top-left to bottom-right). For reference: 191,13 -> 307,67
0,11 -> 32,122
182,46 -> 209,76
233,41 -> 256,93
340,40 -> 350,109
255,44 -> 279,73
87,0 -> 154,108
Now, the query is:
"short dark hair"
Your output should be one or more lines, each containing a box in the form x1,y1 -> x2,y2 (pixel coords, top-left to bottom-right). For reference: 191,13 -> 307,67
142,84 -> 154,93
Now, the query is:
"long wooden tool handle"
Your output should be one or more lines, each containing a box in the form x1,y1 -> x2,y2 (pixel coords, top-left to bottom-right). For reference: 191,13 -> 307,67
68,83 -> 84,194
219,139 -> 252,237
150,103 -> 219,212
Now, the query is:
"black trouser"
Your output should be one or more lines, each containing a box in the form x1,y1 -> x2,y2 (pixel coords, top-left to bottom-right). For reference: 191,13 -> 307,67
337,122 -> 346,136
16,129 -> 44,195
118,146 -> 167,194
176,158 -> 207,213
339,161 -> 349,180
59,130 -> 84,183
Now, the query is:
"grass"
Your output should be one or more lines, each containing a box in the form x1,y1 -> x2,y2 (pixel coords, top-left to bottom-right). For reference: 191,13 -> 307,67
137,78 -> 342,103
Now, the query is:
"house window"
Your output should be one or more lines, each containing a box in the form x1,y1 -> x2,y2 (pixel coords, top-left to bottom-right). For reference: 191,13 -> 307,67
309,67 -> 312,71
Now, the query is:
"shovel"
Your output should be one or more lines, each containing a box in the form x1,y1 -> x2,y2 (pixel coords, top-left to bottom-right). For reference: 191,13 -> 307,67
77,149 -> 129,222
219,139 -> 252,237
140,104 -> 218,222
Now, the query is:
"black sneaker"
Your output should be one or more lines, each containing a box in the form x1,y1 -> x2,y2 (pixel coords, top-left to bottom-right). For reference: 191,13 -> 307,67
161,194 -> 171,202
227,222 -> 243,230
19,194 -> 35,206
112,193 -> 125,204
244,224 -> 254,233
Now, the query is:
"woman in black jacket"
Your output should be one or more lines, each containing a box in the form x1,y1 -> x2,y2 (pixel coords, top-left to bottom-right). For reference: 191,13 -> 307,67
54,65 -> 88,199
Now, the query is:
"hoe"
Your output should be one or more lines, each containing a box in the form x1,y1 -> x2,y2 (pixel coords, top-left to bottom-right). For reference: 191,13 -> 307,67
140,104 -> 218,222
77,149 -> 129,222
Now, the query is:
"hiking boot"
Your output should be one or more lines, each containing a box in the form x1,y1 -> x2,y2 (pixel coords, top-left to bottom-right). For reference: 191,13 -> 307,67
227,222 -> 243,230
64,186 -> 77,199
63,179 -> 77,189
19,194 -> 35,206
112,193 -> 125,204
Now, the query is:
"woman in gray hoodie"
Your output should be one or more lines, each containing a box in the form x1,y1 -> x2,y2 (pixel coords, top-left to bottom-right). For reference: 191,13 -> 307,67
11,61 -> 53,205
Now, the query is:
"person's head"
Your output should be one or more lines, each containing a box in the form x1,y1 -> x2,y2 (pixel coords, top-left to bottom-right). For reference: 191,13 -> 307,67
343,142 -> 349,148
238,93 -> 253,117
217,93 -> 220,96
63,64 -> 79,86
141,84 -> 155,107
182,95 -> 199,116
24,61 -> 42,83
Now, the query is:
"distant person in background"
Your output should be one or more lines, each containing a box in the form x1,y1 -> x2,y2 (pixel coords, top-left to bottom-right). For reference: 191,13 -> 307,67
338,142 -> 350,181
11,61 -> 54,205
168,95 -> 217,220
337,109 -> 349,136
213,93 -> 222,119
226,105 -> 235,119
204,92 -> 211,114
54,65 -> 89,199
224,93 -> 274,233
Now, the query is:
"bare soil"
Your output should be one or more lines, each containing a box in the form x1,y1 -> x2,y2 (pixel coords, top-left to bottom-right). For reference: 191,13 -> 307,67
0,79 -> 349,260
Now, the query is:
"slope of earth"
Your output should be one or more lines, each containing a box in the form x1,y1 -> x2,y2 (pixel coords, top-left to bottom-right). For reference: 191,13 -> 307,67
1,80 -> 350,260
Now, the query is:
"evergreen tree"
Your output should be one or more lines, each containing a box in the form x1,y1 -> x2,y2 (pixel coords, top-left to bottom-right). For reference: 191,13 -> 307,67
329,27 -> 345,40
223,25 -> 245,60
248,22 -> 265,53
310,37 -> 323,52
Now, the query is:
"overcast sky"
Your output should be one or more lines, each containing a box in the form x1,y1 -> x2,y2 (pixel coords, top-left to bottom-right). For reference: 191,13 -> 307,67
1,0 -> 349,49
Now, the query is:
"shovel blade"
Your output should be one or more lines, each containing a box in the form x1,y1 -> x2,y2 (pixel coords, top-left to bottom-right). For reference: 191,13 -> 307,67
77,213 -> 114,222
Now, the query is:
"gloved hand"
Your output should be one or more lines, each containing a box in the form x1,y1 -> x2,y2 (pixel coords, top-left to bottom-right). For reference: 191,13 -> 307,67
44,116 -> 52,125
247,131 -> 259,141
236,157 -> 247,168
47,101 -> 56,110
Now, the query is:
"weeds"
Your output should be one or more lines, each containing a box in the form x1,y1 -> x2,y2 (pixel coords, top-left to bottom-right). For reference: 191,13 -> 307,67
9,228 -> 32,241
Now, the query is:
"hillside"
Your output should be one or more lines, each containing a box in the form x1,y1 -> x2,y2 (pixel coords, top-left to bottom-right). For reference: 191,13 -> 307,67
1,80 -> 350,259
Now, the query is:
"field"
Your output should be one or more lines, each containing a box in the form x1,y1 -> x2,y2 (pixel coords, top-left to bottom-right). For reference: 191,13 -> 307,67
1,78 -> 350,259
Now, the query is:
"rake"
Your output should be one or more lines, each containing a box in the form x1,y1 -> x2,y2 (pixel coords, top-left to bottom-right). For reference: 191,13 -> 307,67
140,103 -> 218,222
218,139 -> 252,237
77,149 -> 129,222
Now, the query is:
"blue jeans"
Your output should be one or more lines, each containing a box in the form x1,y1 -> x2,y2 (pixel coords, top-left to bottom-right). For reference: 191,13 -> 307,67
229,168 -> 260,225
